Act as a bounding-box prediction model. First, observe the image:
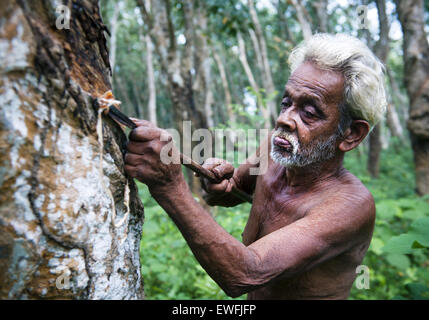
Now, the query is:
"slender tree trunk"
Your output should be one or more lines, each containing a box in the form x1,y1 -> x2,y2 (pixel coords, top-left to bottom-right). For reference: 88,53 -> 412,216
144,34 -> 157,125
367,0 -> 389,178
108,0 -> 121,76
290,0 -> 313,41
237,32 -> 271,129
386,67 -> 406,139
248,0 -> 278,126
277,0 -> 296,45
237,32 -> 260,95
0,0 -> 144,299
395,0 -> 429,195
213,49 -> 236,123
312,0 -> 329,33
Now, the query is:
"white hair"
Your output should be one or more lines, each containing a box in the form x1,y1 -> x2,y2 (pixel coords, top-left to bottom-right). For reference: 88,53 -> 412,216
288,33 -> 387,127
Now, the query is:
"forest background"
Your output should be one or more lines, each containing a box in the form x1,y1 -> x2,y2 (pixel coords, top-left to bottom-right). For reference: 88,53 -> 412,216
99,0 -> 429,299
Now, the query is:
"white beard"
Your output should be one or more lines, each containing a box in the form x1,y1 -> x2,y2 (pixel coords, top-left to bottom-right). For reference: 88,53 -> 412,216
270,129 -> 338,168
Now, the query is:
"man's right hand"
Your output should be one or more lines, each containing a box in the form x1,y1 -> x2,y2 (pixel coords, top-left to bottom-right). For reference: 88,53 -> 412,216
200,158 -> 238,205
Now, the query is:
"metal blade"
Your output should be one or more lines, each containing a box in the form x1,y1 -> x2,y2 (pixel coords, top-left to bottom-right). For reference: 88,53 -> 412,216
107,105 -> 137,129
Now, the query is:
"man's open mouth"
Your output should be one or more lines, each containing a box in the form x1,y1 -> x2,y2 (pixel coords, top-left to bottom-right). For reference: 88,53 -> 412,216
273,136 -> 293,151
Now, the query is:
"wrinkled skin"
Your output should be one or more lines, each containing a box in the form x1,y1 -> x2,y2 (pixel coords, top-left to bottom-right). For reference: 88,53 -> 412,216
125,62 -> 374,299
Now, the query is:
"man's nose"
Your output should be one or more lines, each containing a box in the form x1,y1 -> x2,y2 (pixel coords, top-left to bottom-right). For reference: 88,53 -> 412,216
276,108 -> 297,132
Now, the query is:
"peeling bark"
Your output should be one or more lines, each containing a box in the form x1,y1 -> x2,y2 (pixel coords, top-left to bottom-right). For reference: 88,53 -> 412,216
0,0 -> 144,299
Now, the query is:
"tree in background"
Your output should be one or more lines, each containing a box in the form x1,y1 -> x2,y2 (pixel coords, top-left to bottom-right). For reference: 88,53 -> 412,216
395,0 -> 429,196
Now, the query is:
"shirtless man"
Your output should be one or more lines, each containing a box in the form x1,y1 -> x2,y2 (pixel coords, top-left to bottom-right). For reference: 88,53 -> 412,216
124,34 -> 387,299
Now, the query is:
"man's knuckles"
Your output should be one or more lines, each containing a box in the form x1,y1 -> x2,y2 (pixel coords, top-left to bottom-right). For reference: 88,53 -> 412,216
129,126 -> 161,142
126,140 -> 163,156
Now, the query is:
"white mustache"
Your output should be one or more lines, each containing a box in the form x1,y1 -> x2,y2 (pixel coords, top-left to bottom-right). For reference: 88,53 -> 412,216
272,129 -> 299,154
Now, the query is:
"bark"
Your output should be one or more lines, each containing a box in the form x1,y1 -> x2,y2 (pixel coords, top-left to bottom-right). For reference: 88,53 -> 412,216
395,0 -> 429,195
289,0 -> 313,41
0,0 -> 145,299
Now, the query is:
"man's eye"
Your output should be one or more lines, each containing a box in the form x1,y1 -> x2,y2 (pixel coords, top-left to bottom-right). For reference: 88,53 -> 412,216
280,98 -> 292,109
302,106 -> 318,119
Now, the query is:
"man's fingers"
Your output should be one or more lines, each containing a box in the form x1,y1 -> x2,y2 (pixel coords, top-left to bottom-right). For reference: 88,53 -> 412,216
124,152 -> 144,166
129,126 -> 161,142
124,164 -> 138,178
202,158 -> 224,170
129,118 -> 156,128
126,141 -> 146,155
212,162 -> 234,180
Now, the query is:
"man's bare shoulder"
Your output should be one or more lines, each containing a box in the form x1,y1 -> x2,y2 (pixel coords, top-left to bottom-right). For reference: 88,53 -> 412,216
308,169 -> 376,237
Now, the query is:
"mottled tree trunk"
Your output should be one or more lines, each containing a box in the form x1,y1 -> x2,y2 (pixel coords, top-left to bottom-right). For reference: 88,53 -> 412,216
395,0 -> 429,195
0,0 -> 144,299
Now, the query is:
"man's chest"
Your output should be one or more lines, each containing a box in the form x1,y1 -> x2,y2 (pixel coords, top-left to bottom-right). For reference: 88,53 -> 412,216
241,170 -> 319,245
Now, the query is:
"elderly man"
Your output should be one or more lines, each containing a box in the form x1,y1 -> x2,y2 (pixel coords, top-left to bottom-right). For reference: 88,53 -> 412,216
124,33 -> 387,299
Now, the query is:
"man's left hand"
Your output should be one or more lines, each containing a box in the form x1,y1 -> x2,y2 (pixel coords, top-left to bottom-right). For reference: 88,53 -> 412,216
124,119 -> 183,193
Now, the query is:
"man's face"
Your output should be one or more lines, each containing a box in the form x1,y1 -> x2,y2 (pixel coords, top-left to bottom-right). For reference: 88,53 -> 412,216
271,62 -> 345,168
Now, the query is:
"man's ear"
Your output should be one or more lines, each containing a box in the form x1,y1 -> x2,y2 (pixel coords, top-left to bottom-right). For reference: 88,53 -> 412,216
338,120 -> 370,152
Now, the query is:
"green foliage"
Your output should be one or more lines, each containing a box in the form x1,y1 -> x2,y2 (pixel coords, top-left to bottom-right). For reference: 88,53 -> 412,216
346,143 -> 429,300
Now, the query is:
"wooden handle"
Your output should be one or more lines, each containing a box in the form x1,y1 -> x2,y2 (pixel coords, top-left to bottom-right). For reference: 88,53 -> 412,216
180,154 -> 253,204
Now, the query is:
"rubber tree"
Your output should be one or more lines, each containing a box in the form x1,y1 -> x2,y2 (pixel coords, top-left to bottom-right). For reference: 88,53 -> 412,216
0,0 -> 144,299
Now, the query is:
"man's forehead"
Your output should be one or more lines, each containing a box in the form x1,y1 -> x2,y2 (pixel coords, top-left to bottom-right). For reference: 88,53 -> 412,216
285,62 -> 345,104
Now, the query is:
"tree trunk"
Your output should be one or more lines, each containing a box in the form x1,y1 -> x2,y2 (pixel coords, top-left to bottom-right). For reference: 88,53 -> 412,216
367,0 -> 389,178
248,0 -> 278,126
312,0 -> 329,33
395,0 -> 429,195
213,48 -> 236,123
144,34 -> 157,125
0,0 -> 144,299
108,0 -> 121,75
236,32 -> 271,129
290,0 -> 313,41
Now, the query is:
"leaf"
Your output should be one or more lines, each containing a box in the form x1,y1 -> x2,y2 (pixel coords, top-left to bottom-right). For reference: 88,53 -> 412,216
376,200 -> 401,219
409,217 -> 429,247
405,283 -> 429,300
385,253 -> 410,269
369,238 -> 384,255
412,241 -> 428,249
383,234 -> 415,254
